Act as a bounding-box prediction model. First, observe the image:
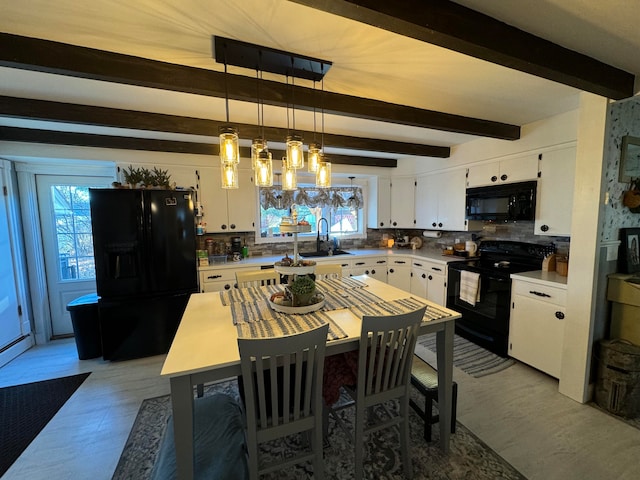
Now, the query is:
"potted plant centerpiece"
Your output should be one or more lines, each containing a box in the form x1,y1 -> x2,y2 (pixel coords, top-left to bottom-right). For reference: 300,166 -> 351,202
289,274 -> 316,307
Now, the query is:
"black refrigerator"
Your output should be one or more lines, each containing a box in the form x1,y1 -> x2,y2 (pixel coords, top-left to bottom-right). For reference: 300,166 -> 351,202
89,188 -> 198,360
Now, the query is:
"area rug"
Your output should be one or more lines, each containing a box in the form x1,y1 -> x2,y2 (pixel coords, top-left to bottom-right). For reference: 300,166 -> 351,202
112,379 -> 527,480
0,372 -> 91,476
416,333 -> 516,378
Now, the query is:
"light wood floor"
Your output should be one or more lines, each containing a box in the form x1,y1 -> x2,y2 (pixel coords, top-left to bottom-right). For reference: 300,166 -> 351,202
2,339 -> 639,480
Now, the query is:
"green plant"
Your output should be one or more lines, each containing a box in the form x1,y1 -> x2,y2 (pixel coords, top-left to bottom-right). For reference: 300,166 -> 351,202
152,167 -> 171,188
289,275 -> 315,295
122,165 -> 143,185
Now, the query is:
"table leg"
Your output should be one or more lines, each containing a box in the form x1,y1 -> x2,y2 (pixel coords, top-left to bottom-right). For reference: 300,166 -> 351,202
436,322 -> 454,453
170,375 -> 195,479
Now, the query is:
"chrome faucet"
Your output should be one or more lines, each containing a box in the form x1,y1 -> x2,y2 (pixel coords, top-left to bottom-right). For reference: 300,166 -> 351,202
317,217 -> 329,251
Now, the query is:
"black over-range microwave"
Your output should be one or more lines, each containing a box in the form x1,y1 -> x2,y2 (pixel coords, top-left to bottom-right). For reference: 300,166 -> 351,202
466,180 -> 537,221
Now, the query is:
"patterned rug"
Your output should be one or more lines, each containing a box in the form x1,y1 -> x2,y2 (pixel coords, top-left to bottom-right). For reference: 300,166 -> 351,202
416,333 -> 516,378
112,379 -> 526,480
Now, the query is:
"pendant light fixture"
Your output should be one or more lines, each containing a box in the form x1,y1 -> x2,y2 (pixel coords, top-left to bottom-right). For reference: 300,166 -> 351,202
315,74 -> 331,188
282,157 -> 297,191
286,59 -> 304,170
219,56 -> 239,188
255,149 -> 273,187
347,176 -> 357,207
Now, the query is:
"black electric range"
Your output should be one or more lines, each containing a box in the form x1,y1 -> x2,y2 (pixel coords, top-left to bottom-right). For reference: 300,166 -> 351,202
446,241 -> 555,356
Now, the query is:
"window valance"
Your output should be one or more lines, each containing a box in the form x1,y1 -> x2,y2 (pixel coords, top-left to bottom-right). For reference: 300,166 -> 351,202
259,186 -> 363,209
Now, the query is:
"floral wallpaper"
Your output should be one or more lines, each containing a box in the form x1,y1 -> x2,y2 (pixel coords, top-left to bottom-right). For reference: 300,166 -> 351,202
601,97 -> 640,241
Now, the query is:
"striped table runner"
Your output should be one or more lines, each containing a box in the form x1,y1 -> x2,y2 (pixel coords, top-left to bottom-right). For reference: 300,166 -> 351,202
349,297 -> 452,322
236,310 -> 347,340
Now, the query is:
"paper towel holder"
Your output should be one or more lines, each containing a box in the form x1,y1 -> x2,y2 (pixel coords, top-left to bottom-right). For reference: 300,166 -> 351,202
423,230 -> 442,238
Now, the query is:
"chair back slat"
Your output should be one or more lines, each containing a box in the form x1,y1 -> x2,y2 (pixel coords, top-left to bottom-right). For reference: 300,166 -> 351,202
236,269 -> 280,288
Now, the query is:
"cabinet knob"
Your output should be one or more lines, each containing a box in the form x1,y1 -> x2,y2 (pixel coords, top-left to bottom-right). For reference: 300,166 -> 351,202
540,224 -> 549,232
389,268 -> 394,273
230,224 -> 236,229
379,222 -> 384,227
221,224 -> 227,230
501,174 -> 508,181
491,175 -> 498,182
371,269 -> 376,274
428,275 -> 433,280
438,222 -> 443,227
365,269 -> 370,275
224,284 -> 231,290
392,221 -> 397,226
432,222 -> 437,227
555,311 -> 565,320
421,273 -> 426,279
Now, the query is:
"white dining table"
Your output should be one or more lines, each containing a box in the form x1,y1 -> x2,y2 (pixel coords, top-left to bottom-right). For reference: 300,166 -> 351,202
160,275 -> 460,480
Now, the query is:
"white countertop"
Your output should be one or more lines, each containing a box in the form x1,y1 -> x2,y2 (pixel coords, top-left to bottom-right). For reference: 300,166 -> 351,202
510,270 -> 568,288
199,247 -> 467,271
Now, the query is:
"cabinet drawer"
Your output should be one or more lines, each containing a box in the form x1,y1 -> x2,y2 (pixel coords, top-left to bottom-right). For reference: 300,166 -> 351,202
512,280 -> 566,306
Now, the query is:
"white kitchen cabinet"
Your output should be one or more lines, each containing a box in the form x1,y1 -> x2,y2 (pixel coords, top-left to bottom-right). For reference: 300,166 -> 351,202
350,256 -> 387,283
314,257 -> 353,277
415,169 -> 467,231
410,259 -> 447,306
199,167 -> 256,233
535,146 -> 576,236
509,278 -> 567,378
387,257 -> 412,291
367,177 -> 392,228
390,177 -> 416,228
199,265 -> 255,292
467,154 -> 538,188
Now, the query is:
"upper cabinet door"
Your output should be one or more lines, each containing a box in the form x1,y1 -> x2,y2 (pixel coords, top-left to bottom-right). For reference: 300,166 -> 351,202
367,177 -> 391,228
390,176 -> 416,228
467,155 -> 538,188
226,168 -> 255,232
198,166 -> 229,233
535,146 -> 576,236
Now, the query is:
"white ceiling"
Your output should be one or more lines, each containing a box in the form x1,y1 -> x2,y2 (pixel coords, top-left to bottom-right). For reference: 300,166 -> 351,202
1,0 -> 639,160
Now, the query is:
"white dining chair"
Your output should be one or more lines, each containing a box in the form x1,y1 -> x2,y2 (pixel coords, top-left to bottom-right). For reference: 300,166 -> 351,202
237,323 -> 329,480
327,306 -> 426,480
236,269 -> 280,288
314,263 -> 342,280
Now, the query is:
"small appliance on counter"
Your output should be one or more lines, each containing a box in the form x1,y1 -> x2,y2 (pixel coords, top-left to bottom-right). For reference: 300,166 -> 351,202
231,236 -> 242,254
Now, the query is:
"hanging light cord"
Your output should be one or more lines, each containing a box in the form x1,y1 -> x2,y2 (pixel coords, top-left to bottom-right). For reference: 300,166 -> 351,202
224,58 -> 230,123
290,57 -> 296,131
321,75 -> 325,151
312,80 -> 317,142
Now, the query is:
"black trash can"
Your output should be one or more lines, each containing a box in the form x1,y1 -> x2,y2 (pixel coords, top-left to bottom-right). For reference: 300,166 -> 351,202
595,339 -> 640,418
66,293 -> 102,360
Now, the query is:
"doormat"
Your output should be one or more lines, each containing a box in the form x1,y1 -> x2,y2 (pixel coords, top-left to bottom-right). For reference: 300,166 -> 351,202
112,379 -> 527,480
0,372 -> 91,476
416,333 -> 516,378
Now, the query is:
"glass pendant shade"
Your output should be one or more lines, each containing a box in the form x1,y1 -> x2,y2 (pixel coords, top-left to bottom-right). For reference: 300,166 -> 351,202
251,137 -> 267,171
316,161 -> 332,188
282,157 -> 297,191
219,126 -> 240,165
286,134 -> 304,169
220,162 -> 239,189
255,151 -> 273,187
307,143 -> 321,173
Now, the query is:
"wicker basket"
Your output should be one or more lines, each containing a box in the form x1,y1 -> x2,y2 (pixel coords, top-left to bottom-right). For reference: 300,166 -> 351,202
623,180 -> 640,210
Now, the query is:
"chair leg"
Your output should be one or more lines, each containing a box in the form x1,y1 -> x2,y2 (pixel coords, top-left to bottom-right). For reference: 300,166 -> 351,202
425,393 -> 434,442
354,402 -> 366,480
313,424 -> 325,480
245,430 -> 259,480
400,396 -> 413,479
451,382 -> 458,434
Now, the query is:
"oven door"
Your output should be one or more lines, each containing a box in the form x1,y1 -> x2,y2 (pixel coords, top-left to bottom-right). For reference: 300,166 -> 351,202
446,264 -> 512,356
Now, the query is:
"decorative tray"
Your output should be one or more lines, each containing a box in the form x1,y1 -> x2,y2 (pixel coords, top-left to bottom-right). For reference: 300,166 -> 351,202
279,223 -> 312,233
268,293 -> 325,314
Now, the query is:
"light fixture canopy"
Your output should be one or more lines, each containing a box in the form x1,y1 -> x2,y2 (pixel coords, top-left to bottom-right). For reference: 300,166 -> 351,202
219,125 -> 240,165
282,157 -> 297,191
307,142 -> 321,173
220,161 -> 239,189
316,160 -> 332,188
255,150 -> 273,187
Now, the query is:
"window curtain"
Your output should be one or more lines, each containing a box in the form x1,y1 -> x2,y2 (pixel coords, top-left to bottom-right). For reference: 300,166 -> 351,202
260,186 -> 363,209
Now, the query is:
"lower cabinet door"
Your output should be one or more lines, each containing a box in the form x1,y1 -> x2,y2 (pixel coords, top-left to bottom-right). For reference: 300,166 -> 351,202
509,294 -> 565,378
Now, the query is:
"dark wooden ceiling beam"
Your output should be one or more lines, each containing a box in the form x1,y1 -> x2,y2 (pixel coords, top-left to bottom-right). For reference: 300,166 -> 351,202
0,32 -> 519,140
289,0 -> 635,100
0,96 -> 449,157
0,126 -> 397,167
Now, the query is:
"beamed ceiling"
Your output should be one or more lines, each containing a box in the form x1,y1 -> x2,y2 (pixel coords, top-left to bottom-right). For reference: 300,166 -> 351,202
1,0 -> 639,166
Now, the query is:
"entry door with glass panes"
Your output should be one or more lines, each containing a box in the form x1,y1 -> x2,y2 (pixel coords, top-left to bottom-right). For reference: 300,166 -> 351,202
36,176 -> 112,337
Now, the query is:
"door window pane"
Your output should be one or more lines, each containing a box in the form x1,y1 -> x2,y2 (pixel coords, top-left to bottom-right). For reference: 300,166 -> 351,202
51,185 -> 96,280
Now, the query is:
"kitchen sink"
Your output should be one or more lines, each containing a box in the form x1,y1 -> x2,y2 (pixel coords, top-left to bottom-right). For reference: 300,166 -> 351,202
299,249 -> 351,258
